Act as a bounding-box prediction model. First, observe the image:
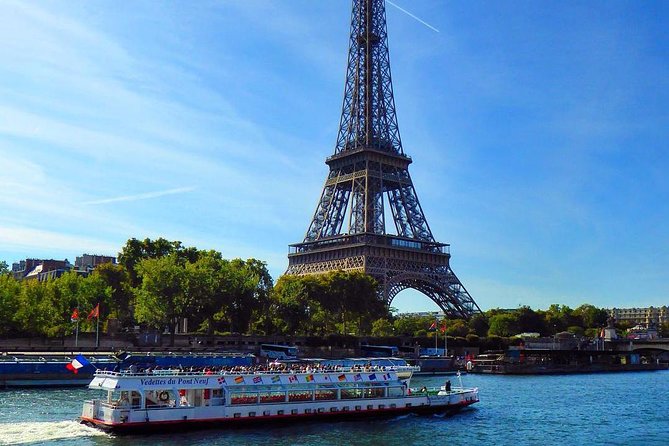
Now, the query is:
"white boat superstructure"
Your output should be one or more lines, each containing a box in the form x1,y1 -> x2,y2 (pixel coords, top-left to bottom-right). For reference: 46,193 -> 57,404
81,367 -> 478,433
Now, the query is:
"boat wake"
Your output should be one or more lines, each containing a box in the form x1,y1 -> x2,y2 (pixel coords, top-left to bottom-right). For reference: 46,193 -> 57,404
0,420 -> 108,445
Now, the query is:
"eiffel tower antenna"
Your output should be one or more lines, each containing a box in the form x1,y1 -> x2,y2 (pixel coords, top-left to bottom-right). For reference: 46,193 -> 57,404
287,0 -> 481,318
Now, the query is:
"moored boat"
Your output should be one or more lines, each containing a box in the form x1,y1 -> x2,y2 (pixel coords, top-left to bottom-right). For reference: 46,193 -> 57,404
80,367 -> 479,433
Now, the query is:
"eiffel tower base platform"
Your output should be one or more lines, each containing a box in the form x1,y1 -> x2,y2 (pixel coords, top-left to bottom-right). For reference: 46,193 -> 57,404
287,234 -> 480,319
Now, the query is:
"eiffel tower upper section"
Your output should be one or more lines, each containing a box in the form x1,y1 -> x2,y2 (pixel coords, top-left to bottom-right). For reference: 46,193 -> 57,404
287,0 -> 481,318
304,0 -> 432,243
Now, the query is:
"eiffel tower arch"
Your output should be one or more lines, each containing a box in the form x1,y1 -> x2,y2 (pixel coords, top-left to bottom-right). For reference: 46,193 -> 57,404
286,0 -> 481,319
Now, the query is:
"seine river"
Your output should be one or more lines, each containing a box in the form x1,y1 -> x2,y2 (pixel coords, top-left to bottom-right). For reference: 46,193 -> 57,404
0,371 -> 667,445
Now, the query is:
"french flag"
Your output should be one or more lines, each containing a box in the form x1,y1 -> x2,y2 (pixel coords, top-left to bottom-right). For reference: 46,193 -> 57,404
66,355 -> 92,374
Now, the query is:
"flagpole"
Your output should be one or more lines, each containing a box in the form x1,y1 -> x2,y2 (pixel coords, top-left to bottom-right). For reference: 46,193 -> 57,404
75,319 -> 79,348
434,316 -> 438,353
96,314 -> 100,349
443,322 -> 448,357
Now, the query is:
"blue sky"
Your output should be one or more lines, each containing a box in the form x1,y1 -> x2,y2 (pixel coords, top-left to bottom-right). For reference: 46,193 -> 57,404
1,0 -> 667,313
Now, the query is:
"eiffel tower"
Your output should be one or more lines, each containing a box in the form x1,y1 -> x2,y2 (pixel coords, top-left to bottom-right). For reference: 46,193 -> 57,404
286,0 -> 481,318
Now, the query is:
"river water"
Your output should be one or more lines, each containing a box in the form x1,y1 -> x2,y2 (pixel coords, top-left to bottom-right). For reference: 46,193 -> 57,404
0,371 -> 667,445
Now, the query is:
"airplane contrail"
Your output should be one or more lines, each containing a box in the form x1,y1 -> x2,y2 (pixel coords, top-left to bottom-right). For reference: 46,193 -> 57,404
386,0 -> 440,33
82,186 -> 196,205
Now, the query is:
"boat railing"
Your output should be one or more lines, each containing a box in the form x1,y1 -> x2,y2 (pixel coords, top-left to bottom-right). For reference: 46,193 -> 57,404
94,364 -> 410,378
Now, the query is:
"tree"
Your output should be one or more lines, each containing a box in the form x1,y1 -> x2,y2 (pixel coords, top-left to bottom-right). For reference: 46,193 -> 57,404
118,237 -> 193,287
15,280 -> 53,337
0,274 -> 21,335
544,304 -> 574,334
243,258 -> 274,335
444,319 -> 469,337
516,306 -> 547,335
134,254 -> 189,345
573,304 -> 608,329
272,275 -> 313,335
47,272 -> 87,338
184,251 -> 221,335
371,318 -> 394,336
320,270 -> 382,335
488,313 -> 518,337
468,313 -> 490,337
0,260 -> 9,275
94,263 -> 134,330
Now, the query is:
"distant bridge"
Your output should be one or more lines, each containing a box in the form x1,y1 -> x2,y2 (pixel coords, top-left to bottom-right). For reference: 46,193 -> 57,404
612,339 -> 669,353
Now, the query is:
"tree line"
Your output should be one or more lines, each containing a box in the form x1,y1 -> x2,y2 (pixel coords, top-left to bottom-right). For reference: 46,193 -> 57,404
0,238 -> 657,344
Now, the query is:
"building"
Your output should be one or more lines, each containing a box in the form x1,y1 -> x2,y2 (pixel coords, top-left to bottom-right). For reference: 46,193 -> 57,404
11,254 -> 116,281
75,254 -> 116,273
609,306 -> 669,327
13,258 -> 73,281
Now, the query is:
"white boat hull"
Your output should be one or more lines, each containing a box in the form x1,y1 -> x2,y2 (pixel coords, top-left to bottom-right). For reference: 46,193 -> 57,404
81,389 -> 478,433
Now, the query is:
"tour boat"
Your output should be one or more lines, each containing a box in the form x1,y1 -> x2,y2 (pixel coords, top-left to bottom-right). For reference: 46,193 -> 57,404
80,367 -> 479,433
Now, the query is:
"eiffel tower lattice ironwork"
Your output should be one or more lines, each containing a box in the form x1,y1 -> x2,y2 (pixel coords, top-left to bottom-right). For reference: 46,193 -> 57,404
286,0 -> 481,318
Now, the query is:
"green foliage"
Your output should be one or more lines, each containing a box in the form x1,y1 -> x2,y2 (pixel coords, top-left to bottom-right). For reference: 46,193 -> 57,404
270,271 -> 383,336
515,306 -> 547,335
444,319 -> 468,337
3,236 -> 624,344
134,254 -> 189,345
0,274 -> 21,335
16,280 -> 53,336
488,313 -> 518,337
371,318 -> 394,336
465,333 -> 480,345
573,304 -> 608,329
0,260 -> 9,275
118,237 -> 196,287
469,313 -> 490,337
94,263 -> 133,329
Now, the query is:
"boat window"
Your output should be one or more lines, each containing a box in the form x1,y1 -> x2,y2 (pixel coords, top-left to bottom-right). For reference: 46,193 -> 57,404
230,392 -> 258,405
259,391 -> 285,403
340,388 -> 362,399
315,389 -> 337,401
363,387 -> 384,398
147,389 -> 175,407
287,390 -> 312,402
387,386 -> 404,398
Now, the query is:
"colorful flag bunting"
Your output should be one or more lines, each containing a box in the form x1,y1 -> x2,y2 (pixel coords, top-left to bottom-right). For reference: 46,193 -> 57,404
253,376 -> 262,384
338,374 -> 346,382
271,375 -> 281,383
305,374 -> 314,382
354,373 -> 362,381
288,375 -> 297,383
217,376 -> 226,385
234,376 -> 244,384
368,373 -> 377,380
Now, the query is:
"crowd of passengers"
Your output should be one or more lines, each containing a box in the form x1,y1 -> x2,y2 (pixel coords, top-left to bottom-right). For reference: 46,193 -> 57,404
103,362 -> 397,375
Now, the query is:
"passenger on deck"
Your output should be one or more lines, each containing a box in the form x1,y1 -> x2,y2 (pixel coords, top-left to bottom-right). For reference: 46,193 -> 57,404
118,392 -> 130,408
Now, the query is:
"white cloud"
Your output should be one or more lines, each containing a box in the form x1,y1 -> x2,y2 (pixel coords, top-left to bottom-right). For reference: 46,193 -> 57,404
0,226 -> 119,256
82,187 -> 196,206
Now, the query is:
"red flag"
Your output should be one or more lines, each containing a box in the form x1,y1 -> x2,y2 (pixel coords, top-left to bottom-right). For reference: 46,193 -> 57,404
87,303 -> 99,320
70,308 -> 79,322
429,321 -> 437,330
440,322 -> 447,333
